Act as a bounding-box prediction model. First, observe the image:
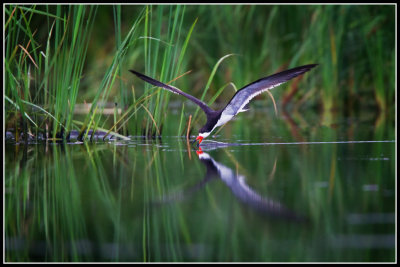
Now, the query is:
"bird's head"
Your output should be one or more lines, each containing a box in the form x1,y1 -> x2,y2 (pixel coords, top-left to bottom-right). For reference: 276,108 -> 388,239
194,131 -> 210,147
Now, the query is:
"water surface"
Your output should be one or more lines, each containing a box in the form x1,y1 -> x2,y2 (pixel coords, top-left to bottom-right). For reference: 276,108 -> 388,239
5,113 -> 396,262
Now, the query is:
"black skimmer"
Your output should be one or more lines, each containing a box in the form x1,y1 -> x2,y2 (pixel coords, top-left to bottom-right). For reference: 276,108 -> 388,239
129,64 -> 317,146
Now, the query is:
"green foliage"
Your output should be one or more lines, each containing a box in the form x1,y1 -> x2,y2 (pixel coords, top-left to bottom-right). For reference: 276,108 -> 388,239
4,4 -> 395,141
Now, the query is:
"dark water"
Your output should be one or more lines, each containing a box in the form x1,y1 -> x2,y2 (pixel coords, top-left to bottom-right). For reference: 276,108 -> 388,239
4,113 -> 396,262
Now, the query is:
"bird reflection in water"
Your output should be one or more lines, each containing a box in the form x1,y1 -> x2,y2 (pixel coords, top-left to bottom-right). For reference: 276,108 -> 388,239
158,149 -> 306,223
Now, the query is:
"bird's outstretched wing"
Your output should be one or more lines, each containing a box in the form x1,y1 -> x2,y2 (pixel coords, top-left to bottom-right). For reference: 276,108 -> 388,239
221,64 -> 318,116
129,70 -> 214,115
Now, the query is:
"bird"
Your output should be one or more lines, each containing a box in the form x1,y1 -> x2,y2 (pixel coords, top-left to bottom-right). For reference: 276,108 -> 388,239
129,64 -> 318,146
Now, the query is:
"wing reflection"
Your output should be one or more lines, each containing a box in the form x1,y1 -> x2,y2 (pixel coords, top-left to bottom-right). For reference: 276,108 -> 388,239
157,151 -> 305,222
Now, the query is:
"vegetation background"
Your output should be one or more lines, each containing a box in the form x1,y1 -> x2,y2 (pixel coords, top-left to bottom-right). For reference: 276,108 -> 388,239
5,4 -> 396,262
4,4 -> 395,140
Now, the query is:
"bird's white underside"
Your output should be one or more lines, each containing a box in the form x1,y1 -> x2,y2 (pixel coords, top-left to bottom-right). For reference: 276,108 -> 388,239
200,82 -> 284,137
222,82 -> 284,118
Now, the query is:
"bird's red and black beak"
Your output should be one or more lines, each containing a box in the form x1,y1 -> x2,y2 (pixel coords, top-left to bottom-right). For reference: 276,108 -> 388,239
194,136 -> 203,147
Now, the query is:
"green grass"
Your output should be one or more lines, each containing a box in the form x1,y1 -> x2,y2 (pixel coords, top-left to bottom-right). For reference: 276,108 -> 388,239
4,4 -> 395,142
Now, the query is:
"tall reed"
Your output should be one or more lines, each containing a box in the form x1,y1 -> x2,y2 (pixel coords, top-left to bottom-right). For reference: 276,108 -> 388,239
4,5 -> 395,141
